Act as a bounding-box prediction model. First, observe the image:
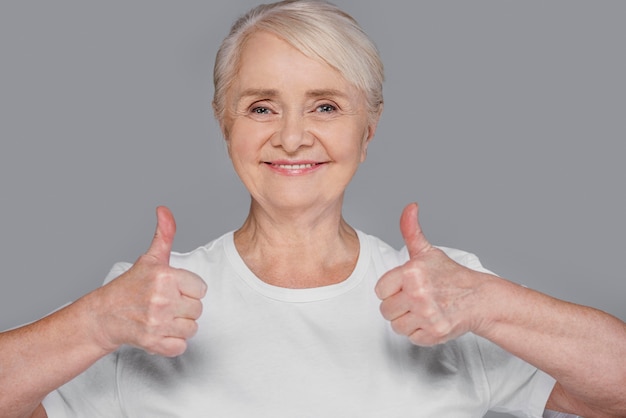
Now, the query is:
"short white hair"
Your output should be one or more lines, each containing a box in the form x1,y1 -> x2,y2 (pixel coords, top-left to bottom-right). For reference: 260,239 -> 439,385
213,0 -> 384,123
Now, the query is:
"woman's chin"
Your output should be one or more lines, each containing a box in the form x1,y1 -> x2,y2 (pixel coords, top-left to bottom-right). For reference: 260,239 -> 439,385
256,192 -> 343,214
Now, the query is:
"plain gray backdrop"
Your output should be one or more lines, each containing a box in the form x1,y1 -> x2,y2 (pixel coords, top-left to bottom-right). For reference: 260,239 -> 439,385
1,2 -> 624,416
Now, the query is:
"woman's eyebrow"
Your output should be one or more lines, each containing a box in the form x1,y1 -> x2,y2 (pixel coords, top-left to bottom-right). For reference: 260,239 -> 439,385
305,89 -> 349,99
236,88 -> 279,102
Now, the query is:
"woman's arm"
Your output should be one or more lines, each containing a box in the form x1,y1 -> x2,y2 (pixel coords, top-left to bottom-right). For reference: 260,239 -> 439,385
375,203 -> 626,417
0,207 -> 206,418
0,293 -> 113,418
477,273 -> 626,416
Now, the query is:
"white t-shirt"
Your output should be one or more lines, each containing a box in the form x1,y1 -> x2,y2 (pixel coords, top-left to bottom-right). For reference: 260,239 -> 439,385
43,230 -> 556,417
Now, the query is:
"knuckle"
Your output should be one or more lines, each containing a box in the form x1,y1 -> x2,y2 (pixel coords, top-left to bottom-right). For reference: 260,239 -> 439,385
378,301 -> 391,319
408,331 -> 428,346
153,268 -> 175,288
188,321 -> 199,338
145,314 -> 162,330
391,314 -> 415,336
407,286 -> 427,301
148,294 -> 168,310
390,319 -> 405,335
165,340 -> 187,358
403,262 -> 425,281
402,275 -> 428,300
421,306 -> 438,320
409,331 -> 437,347
193,300 -> 204,319
138,334 -> 160,352
408,334 -> 422,345
432,323 -> 451,340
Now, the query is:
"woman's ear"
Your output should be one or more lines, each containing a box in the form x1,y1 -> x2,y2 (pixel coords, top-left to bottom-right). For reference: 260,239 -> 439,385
361,103 -> 383,162
212,101 -> 226,137
213,101 -> 232,156
368,103 -> 383,140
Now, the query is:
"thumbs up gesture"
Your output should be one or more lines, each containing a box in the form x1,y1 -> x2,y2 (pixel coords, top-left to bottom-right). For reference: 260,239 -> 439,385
93,207 -> 207,357
375,203 -> 488,346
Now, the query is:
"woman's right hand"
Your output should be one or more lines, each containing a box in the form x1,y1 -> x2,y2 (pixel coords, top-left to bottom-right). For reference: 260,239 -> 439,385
91,206 -> 207,357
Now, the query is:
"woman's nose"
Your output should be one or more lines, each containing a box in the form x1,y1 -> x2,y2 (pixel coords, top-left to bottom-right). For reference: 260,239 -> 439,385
271,112 -> 314,153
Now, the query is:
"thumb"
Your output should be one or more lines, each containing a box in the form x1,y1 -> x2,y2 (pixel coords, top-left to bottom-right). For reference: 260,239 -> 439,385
145,206 -> 176,264
400,202 -> 431,259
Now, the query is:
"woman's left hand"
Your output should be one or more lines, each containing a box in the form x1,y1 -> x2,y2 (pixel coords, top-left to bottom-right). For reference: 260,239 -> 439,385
375,203 -> 490,346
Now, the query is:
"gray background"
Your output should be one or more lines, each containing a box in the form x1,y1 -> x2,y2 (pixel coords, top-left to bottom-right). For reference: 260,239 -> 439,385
1,2 -> 624,416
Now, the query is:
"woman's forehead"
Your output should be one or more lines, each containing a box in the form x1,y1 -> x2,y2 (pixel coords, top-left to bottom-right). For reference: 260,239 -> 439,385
229,31 -> 362,102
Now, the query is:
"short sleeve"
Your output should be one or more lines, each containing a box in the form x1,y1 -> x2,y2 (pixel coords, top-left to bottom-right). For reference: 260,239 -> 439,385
42,351 -> 124,417
42,262 -> 132,417
438,249 -> 558,416
102,261 -> 133,285
473,335 -> 556,417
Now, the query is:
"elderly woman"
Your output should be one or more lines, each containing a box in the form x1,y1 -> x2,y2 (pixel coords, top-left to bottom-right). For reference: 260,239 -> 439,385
1,1 -> 625,417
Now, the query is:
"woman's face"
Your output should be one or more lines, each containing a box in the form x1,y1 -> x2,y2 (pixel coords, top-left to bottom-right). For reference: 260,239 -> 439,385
221,31 -> 379,214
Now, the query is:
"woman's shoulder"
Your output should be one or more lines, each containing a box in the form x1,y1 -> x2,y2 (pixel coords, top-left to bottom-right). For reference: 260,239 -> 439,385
436,245 -> 494,274
169,231 -> 235,272
102,231 -> 236,286
358,230 -> 493,274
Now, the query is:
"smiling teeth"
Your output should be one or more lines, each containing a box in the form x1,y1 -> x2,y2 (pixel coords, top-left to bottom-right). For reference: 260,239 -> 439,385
276,163 -> 314,169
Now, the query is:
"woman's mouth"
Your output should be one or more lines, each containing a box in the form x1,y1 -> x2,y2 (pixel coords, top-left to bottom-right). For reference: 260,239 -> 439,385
273,163 -> 316,169
264,161 -> 325,174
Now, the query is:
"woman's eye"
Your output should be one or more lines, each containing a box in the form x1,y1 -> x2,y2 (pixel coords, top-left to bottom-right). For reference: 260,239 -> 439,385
251,106 -> 271,115
316,104 -> 336,113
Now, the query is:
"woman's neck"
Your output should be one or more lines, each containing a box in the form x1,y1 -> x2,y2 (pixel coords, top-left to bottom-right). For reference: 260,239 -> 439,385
233,200 -> 360,288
